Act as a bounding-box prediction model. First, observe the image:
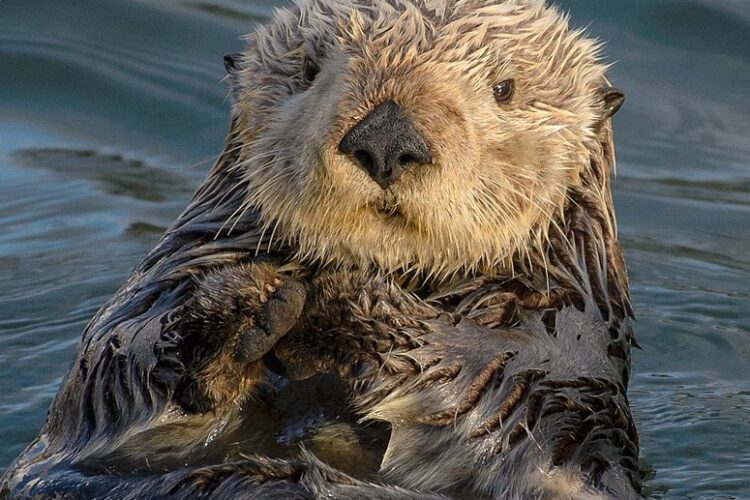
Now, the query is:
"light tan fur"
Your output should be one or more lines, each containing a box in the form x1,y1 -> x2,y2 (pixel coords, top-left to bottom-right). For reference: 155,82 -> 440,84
229,0 -> 611,282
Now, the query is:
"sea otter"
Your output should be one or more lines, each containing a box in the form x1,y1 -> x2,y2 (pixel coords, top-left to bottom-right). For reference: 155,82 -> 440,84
0,0 -> 639,498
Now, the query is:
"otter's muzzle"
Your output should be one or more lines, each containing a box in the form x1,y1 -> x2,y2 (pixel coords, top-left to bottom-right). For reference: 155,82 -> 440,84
339,100 -> 431,190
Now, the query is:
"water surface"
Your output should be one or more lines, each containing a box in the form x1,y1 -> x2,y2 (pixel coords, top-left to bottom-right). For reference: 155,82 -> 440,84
1,1 -> 748,497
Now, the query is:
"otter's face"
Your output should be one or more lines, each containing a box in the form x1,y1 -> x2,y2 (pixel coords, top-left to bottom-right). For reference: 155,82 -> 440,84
231,0 -> 615,277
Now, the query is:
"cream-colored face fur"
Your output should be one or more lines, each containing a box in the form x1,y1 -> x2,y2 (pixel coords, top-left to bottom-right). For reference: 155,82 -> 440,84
231,0 -> 609,278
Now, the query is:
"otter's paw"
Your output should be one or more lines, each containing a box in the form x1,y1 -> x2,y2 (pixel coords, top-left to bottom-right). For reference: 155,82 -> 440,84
183,263 -> 307,364
176,264 -> 307,412
235,277 -> 306,363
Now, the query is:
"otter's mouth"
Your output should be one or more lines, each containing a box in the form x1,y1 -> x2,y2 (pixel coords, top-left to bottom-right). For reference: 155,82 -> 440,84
373,196 -> 406,222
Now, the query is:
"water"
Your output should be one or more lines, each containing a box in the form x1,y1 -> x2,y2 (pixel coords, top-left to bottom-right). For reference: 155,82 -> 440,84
0,1 -> 748,497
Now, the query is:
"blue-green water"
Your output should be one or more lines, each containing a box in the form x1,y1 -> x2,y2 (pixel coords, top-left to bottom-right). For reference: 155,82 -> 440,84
1,1 -> 748,497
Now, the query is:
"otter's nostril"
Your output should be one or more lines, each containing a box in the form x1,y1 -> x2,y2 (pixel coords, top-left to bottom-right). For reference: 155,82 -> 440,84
354,150 -> 375,175
398,154 -> 416,167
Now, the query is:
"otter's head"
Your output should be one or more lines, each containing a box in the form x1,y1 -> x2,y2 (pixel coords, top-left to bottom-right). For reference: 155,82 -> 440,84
227,0 -> 623,278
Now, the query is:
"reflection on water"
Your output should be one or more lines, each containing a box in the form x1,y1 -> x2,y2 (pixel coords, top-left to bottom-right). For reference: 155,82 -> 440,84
1,0 -> 748,497
12,148 -> 190,202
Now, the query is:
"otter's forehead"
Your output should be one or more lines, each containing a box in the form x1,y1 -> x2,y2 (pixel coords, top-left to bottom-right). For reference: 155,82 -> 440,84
271,0 -> 552,45
247,0 -> 603,111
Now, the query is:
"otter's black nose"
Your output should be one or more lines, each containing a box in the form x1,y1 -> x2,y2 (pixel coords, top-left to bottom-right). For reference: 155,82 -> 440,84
338,100 -> 431,190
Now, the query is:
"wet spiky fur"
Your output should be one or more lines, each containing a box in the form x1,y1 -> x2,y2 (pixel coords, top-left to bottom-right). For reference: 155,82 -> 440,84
1,0 -> 639,499
233,0 -> 610,280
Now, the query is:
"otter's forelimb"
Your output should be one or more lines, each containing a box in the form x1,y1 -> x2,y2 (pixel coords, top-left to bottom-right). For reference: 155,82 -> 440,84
173,262 -> 306,413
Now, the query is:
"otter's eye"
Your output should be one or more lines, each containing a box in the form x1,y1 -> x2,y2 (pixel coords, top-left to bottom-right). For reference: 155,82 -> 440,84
493,79 -> 514,104
303,58 -> 320,83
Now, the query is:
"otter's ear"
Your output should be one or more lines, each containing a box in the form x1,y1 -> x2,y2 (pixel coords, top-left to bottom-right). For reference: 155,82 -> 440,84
224,52 -> 243,74
223,52 -> 244,102
600,86 -> 625,120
